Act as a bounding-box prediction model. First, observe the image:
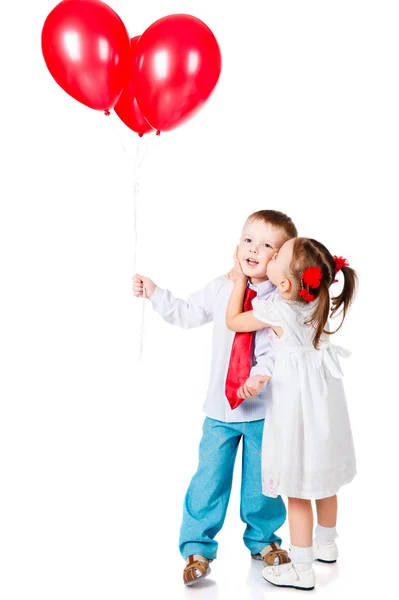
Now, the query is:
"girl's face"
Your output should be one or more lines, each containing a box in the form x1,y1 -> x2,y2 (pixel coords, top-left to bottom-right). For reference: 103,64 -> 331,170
266,238 -> 295,289
237,220 -> 289,284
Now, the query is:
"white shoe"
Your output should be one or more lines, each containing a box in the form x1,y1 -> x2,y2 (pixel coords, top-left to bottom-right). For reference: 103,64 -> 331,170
262,562 -> 315,590
313,538 -> 338,563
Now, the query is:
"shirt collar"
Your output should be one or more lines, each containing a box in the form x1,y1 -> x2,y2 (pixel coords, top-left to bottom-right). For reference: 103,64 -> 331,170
248,279 -> 275,297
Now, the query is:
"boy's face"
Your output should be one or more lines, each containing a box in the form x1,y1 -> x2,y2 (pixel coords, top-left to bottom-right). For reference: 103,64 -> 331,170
237,219 -> 290,284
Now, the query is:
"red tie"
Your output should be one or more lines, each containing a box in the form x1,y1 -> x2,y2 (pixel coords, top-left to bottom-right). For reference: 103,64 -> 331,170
225,287 -> 257,410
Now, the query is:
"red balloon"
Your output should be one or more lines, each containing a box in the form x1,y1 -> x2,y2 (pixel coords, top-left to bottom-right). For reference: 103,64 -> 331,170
114,37 -> 154,136
42,0 -> 130,112
134,14 -> 222,132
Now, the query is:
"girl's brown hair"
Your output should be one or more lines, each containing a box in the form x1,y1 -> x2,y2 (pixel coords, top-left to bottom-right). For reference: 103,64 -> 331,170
290,238 -> 357,348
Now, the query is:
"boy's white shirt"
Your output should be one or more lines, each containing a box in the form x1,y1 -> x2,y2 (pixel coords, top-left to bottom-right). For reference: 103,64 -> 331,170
149,275 -> 277,423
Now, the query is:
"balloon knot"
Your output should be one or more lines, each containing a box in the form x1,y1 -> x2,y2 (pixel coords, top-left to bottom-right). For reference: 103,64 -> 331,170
104,110 -> 111,116
156,130 -> 161,136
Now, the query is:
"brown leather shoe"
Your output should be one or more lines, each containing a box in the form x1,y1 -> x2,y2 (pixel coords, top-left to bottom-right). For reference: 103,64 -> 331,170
252,543 -> 291,565
183,555 -> 211,586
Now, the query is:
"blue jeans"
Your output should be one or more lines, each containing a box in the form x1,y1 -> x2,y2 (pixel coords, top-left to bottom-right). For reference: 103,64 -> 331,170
179,417 -> 287,560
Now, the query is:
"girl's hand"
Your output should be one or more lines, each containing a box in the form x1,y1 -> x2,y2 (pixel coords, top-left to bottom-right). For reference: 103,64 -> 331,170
132,274 -> 156,298
227,247 -> 248,285
237,375 -> 270,399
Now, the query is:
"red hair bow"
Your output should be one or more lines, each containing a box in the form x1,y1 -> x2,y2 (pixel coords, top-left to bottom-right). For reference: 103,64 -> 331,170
298,266 -> 322,302
298,289 -> 315,302
334,255 -> 349,273
302,266 -> 322,289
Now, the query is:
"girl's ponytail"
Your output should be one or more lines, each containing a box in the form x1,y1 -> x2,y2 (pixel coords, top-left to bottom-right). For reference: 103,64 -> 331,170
330,264 -> 358,332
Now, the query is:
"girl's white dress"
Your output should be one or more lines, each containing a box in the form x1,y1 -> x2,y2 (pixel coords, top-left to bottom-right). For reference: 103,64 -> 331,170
253,296 -> 356,500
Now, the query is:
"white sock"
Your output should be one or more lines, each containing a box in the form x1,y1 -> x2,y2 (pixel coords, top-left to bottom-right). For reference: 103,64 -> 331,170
289,545 -> 313,571
315,525 -> 337,543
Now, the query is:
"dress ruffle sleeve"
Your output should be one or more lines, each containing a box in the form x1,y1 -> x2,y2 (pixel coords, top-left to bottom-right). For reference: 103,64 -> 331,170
252,298 -> 284,327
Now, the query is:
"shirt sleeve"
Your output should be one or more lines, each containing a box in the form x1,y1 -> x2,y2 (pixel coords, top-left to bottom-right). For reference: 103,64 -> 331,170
250,328 -> 275,377
149,279 -> 217,329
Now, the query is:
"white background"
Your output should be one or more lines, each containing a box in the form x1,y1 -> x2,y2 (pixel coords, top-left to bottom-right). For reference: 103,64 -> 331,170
1,1 -> 398,598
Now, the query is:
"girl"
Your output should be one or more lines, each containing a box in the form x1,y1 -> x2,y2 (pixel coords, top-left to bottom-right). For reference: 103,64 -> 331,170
226,237 -> 357,590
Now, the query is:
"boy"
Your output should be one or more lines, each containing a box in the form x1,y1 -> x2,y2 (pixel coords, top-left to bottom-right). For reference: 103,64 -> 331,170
133,210 -> 298,585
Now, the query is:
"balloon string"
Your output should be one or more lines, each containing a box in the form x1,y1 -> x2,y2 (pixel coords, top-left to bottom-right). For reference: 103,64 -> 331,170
106,111 -> 140,272
135,131 -> 158,361
132,137 -> 141,275
138,130 -> 159,169
106,109 -> 129,154
134,132 -> 158,361
132,130 -> 158,273
132,138 -> 146,362
139,283 -> 147,360
106,112 -> 157,361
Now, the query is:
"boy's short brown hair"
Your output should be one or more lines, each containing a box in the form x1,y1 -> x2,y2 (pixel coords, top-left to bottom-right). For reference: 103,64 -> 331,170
247,209 -> 298,240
